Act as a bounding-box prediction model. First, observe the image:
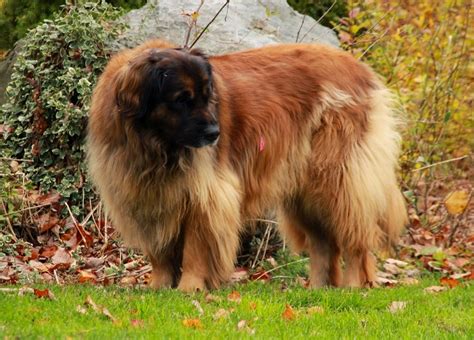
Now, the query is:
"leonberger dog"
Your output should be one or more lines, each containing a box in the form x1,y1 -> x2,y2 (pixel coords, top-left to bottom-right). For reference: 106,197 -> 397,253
87,39 -> 407,292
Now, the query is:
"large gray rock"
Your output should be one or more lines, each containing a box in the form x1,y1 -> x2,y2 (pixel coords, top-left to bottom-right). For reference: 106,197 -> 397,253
118,0 -> 339,53
0,1 -> 338,105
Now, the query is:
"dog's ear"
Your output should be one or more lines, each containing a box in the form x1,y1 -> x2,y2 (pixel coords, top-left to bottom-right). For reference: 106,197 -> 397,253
189,48 -> 212,79
189,48 -> 208,60
114,50 -> 168,120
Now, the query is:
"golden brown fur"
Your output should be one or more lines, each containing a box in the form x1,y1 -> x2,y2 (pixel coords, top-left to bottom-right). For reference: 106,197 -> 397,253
87,39 -> 407,291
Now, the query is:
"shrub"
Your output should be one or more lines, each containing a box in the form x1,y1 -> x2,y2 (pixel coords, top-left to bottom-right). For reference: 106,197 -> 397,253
335,0 -> 472,187
1,2 -> 125,215
287,0 -> 347,28
0,0 -> 145,50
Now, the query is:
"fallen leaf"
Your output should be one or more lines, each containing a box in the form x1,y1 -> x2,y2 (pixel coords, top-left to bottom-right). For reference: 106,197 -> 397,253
28,260 -> 49,273
250,270 -> 271,281
231,268 -> 249,283
119,276 -> 137,285
191,300 -> 204,316
18,287 -> 35,296
452,258 -> 470,268
424,286 -> 447,293
249,302 -> 257,310
51,247 -> 73,267
440,277 -> 459,288
102,308 -> 117,323
34,192 -> 61,205
76,305 -> 87,314
213,308 -> 230,320
130,319 -> 144,328
388,301 -> 407,313
35,214 -> 60,233
85,295 -> 100,313
40,245 -> 58,258
34,288 -> 55,300
74,223 -> 94,247
282,304 -> 296,320
84,257 -> 105,269
182,318 -> 202,329
307,306 -> 324,315
78,270 -> 97,283
376,276 -> 398,286
399,277 -> 419,286
383,263 -> 403,275
385,258 -> 408,267
84,296 -> 117,322
124,261 -> 139,270
204,293 -> 221,303
237,319 -> 247,330
449,272 -> 471,280
227,290 -> 241,303
444,190 -> 469,215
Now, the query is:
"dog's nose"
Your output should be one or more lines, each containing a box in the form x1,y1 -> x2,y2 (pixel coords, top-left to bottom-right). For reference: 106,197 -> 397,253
203,124 -> 220,142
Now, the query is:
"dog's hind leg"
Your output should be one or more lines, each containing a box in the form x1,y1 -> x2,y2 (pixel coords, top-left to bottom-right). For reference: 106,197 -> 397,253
343,249 -> 377,287
307,232 -> 342,288
279,199 -> 342,288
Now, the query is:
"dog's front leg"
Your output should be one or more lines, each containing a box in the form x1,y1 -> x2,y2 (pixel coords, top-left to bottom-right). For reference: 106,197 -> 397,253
177,224 -> 209,292
177,206 -> 241,292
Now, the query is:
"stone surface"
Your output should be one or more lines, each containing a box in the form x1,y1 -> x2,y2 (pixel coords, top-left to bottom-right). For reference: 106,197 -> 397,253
118,0 -> 339,53
0,1 -> 339,104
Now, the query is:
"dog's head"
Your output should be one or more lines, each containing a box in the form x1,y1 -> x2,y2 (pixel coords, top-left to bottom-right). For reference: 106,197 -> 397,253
114,48 -> 218,149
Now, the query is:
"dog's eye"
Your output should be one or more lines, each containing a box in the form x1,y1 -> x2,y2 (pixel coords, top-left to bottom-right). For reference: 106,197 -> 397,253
174,91 -> 192,104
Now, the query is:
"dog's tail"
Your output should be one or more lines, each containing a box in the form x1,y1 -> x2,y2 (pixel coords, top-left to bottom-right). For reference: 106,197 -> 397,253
379,184 -> 408,249
339,85 -> 407,252
368,86 -> 408,249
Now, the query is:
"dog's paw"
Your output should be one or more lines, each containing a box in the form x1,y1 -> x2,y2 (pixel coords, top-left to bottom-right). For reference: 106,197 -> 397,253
177,274 -> 206,293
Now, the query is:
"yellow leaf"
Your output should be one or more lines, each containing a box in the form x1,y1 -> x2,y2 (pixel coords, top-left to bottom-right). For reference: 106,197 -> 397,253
444,190 -> 469,215
282,304 -> 296,320
190,11 -> 199,21
182,318 -> 203,329
227,290 -> 241,303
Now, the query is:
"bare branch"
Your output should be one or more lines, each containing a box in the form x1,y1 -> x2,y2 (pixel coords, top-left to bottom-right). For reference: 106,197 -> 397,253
299,0 -> 337,43
295,13 -> 306,43
190,0 -> 230,49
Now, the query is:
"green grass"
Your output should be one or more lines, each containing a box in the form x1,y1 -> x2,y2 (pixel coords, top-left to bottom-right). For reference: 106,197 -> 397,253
1,278 -> 473,339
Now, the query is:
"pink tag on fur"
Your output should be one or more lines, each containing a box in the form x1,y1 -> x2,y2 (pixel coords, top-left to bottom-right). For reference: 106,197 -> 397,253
259,136 -> 265,152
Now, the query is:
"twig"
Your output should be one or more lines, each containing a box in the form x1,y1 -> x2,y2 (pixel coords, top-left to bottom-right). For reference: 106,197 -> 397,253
0,288 -> 20,293
0,157 -> 34,163
53,269 -> 60,285
2,202 -> 52,217
411,155 -> 468,172
65,202 -> 88,246
253,257 -> 309,281
0,198 -> 18,241
183,0 -> 205,48
358,27 -> 390,60
295,13 -> 306,43
189,0 -> 230,48
251,225 -> 271,269
299,0 -> 337,43
80,203 -> 100,228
